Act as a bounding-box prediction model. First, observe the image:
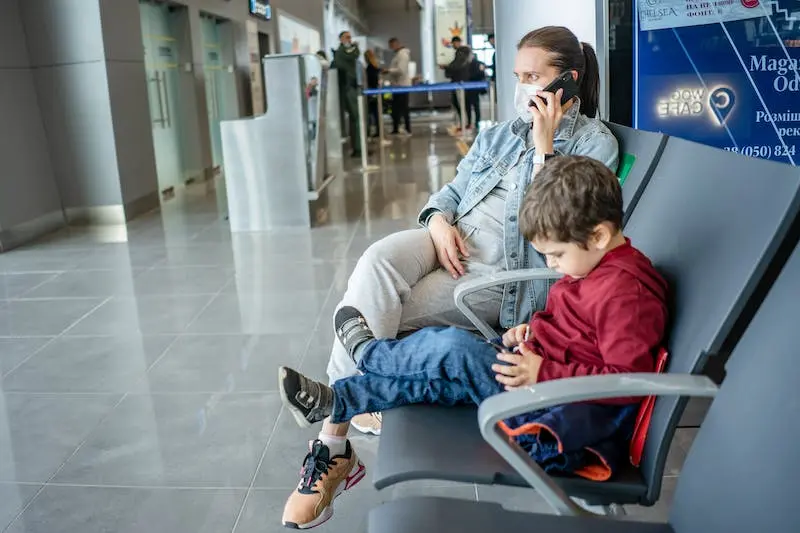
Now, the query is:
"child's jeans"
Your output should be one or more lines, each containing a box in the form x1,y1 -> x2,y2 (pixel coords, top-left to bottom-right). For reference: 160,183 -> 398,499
329,326 -> 505,423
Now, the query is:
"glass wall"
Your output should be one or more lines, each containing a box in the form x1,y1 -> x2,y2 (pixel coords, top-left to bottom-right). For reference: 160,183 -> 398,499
470,33 -> 495,79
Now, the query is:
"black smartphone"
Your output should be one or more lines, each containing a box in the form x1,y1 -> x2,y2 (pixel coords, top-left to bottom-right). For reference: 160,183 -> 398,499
529,71 -> 580,107
485,339 -> 508,353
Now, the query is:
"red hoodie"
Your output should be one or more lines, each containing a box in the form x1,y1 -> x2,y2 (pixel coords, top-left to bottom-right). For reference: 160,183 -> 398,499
527,239 -> 668,404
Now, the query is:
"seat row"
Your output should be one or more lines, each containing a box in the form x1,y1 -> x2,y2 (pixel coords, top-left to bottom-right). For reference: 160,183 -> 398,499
368,124 -> 800,532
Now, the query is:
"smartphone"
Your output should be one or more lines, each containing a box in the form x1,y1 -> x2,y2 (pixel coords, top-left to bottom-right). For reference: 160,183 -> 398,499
486,339 -> 523,355
486,339 -> 507,352
529,71 -> 580,107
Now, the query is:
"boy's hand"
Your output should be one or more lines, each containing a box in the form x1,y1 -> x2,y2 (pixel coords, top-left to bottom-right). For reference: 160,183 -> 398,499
492,343 -> 543,390
502,324 -> 531,348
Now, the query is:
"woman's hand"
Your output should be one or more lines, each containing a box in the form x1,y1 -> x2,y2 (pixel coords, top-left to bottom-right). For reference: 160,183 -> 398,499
428,214 -> 470,279
491,343 -> 544,391
501,323 -> 531,348
528,88 -> 565,154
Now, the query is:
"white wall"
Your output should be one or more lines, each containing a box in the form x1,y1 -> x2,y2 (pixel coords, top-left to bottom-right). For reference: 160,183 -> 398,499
0,0 -> 64,245
420,0 -> 436,82
20,0 -> 131,212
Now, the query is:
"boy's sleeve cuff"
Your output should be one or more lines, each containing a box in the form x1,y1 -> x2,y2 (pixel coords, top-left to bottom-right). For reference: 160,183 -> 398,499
535,359 -> 558,383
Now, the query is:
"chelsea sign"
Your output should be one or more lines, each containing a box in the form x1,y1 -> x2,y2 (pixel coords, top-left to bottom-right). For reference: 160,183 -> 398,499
249,0 -> 271,20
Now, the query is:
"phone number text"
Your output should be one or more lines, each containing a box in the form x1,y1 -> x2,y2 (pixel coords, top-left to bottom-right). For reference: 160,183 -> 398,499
724,145 -> 797,158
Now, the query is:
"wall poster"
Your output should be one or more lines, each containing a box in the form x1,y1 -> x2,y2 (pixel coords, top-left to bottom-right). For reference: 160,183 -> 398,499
278,12 -> 321,55
435,0 -> 467,66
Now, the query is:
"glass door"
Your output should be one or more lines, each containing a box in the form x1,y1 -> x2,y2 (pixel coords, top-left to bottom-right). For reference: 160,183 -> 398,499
140,1 -> 185,194
201,16 -> 239,174
201,17 -> 224,172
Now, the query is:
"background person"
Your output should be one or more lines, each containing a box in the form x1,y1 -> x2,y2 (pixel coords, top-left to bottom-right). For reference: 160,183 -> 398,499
445,46 -> 487,133
488,33 -> 496,85
364,49 -> 381,138
333,31 -> 362,157
384,37 -> 412,136
442,36 -> 465,128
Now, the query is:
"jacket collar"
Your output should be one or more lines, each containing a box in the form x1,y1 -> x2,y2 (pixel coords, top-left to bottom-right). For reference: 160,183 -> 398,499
510,97 -> 583,142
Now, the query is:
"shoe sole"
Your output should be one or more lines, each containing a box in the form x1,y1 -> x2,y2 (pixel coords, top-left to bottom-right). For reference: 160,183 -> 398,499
278,367 -> 313,429
351,419 -> 381,436
282,459 -> 366,529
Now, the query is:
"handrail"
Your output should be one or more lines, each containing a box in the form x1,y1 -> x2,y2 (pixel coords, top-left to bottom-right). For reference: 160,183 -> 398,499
362,81 -> 490,96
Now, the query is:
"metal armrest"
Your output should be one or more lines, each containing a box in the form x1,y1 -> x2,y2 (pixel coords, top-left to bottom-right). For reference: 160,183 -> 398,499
477,373 -> 719,517
454,268 -> 562,339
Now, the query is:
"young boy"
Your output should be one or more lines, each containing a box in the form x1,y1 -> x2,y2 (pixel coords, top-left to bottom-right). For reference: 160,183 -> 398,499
279,155 -> 668,526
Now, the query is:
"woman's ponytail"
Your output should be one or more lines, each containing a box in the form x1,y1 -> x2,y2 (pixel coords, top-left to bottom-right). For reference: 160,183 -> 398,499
579,42 -> 600,118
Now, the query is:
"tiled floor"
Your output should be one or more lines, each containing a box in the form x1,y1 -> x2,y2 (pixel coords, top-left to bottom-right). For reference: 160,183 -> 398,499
0,122 -> 686,532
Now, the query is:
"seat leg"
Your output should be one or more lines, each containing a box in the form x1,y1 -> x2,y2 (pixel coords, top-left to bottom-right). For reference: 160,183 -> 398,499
572,499 -> 627,517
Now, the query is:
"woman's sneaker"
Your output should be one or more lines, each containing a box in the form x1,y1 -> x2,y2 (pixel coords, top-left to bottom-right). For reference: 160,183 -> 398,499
350,412 -> 382,436
278,367 -> 334,428
282,439 -> 366,529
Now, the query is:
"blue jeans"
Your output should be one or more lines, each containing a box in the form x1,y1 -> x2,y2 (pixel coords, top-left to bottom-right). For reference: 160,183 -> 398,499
330,327 -> 504,423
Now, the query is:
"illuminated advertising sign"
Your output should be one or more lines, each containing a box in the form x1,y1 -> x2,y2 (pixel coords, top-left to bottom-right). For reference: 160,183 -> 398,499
634,0 -> 800,165
249,0 -> 271,21
656,86 -> 737,125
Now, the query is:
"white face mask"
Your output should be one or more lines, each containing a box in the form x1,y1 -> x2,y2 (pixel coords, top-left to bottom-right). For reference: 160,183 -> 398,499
514,82 -> 544,122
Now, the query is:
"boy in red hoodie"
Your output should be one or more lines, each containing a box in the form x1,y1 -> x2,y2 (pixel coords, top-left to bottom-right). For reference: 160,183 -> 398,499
278,156 -> 667,526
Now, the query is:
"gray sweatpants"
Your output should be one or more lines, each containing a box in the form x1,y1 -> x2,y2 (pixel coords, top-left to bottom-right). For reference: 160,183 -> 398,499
327,228 -> 503,384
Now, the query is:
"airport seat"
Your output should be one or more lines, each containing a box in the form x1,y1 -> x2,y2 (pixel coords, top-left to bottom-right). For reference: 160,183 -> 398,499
601,122 -> 667,227
372,137 -> 800,508
368,238 -> 800,533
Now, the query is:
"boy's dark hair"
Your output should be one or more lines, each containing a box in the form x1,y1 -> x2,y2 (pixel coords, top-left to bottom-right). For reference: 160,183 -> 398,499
520,155 -> 622,247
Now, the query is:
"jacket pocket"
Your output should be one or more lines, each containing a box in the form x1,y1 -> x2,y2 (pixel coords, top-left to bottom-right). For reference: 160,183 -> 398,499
465,156 -> 495,192
471,156 -> 494,175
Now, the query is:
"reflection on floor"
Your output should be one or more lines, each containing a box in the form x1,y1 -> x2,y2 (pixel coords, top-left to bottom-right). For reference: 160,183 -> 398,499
0,122 -> 688,532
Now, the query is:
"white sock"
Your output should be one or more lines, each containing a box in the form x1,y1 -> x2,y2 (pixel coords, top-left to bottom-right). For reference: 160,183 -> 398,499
318,432 -> 347,456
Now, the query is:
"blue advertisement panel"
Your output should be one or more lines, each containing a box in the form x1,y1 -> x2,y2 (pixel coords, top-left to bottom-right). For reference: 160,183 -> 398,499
634,1 -> 800,166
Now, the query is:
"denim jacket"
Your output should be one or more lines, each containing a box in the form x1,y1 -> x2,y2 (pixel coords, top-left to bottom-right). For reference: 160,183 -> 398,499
417,103 -> 619,328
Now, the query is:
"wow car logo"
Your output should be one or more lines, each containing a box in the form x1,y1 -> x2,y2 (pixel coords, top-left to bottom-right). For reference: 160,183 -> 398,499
656,86 -> 736,126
